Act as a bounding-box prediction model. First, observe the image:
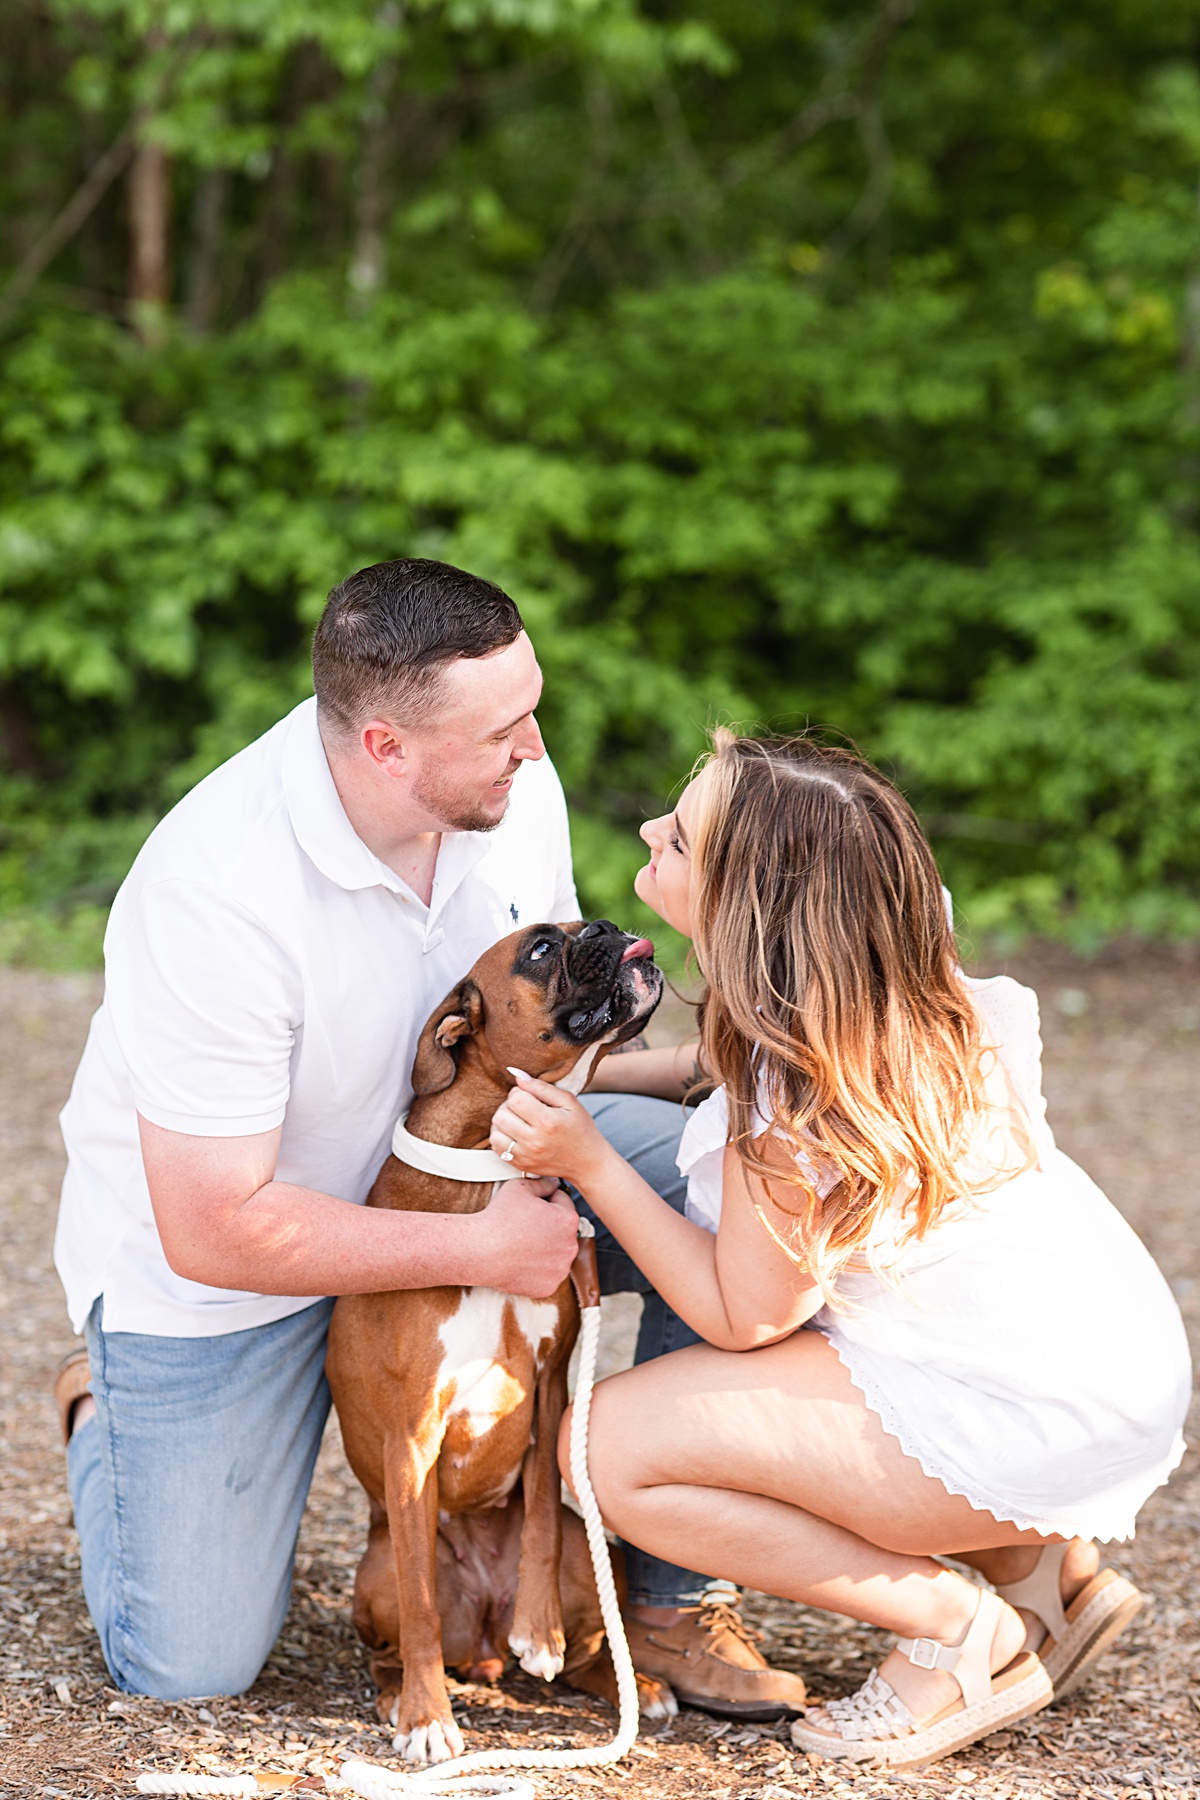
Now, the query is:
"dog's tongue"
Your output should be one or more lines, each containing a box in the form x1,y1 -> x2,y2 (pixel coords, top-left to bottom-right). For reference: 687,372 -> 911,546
621,937 -> 655,962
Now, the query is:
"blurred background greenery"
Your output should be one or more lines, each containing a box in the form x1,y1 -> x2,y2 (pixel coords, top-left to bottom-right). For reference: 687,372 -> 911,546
2,0 -> 1199,973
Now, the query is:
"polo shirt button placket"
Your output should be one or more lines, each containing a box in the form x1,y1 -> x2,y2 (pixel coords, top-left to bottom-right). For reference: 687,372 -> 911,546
423,927 -> 446,954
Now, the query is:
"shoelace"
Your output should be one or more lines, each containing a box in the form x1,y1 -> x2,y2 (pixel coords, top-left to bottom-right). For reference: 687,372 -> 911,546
694,1599 -> 766,1651
815,1669 -> 917,1742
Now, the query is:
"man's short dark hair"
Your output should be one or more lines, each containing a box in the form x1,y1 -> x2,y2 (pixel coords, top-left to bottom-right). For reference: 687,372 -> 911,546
312,558 -> 524,738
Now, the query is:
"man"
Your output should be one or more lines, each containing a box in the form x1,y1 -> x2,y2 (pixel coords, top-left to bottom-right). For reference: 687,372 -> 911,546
54,558 -> 805,1719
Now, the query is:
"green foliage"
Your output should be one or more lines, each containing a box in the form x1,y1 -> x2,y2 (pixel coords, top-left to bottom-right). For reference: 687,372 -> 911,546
2,0 -> 1200,964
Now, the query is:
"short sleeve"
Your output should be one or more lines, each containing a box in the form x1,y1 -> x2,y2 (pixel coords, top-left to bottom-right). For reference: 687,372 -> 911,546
104,879 -> 302,1136
962,973 -> 1057,1166
677,1087 -> 730,1234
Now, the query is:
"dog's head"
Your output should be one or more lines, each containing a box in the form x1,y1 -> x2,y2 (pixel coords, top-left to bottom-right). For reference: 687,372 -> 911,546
412,920 -> 664,1098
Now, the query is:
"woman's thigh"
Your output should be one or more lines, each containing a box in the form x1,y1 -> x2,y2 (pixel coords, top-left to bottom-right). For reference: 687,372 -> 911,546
584,1328 -> 1052,1556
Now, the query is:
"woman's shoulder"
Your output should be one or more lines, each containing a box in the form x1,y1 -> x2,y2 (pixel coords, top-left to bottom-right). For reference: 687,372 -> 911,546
959,970 -> 1041,1031
957,969 -> 1056,1173
676,1076 -> 829,1193
676,1084 -> 730,1175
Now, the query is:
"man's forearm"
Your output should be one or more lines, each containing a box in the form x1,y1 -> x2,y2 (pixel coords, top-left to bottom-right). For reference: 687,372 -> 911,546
157,1179 -> 486,1296
588,1041 -> 705,1101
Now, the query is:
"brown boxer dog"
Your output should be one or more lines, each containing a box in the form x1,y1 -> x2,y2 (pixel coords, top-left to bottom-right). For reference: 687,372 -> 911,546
326,919 -> 673,1764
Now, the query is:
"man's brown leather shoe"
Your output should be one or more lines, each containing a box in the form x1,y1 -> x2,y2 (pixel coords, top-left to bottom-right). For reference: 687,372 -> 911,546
54,1347 -> 91,1444
623,1593 -> 807,1720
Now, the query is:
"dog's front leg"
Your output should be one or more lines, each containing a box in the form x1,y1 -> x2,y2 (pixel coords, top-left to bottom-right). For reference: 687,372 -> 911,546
383,1434 -> 464,1764
508,1331 -> 573,1681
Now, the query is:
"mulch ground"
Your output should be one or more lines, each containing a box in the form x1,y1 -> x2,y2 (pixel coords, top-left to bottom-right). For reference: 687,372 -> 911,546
1,944 -> 1198,1800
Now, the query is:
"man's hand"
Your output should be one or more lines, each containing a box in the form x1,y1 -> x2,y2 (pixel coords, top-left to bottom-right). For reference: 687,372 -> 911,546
469,1177 -> 581,1298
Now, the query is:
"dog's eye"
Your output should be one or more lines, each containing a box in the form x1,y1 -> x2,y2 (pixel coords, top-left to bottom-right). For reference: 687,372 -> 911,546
529,940 -> 553,962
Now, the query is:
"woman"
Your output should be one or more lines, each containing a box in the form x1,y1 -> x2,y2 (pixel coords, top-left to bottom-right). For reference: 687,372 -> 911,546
489,733 -> 1191,1769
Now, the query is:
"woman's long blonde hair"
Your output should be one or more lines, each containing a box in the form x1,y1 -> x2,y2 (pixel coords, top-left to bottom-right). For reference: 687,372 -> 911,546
689,730 -> 1007,1295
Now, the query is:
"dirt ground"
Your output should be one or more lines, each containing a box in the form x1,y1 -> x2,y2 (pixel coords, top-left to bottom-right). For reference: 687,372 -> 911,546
1,944 -> 1198,1799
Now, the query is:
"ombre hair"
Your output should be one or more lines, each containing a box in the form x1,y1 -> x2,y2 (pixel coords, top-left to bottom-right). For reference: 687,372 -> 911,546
689,730 -> 1022,1299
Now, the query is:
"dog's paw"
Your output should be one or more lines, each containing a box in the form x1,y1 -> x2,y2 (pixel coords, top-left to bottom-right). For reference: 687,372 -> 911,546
636,1672 -> 678,1720
392,1716 -> 465,1763
509,1628 -> 566,1682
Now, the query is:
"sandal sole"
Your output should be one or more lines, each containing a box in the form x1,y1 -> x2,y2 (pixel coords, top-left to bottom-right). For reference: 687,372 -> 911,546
1043,1575 -> 1144,1700
790,1659 -> 1053,1769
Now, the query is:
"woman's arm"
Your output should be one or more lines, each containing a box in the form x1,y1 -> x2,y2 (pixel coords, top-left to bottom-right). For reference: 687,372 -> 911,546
712,1137 -> 826,1347
490,1074 -> 823,1349
586,1038 -> 705,1102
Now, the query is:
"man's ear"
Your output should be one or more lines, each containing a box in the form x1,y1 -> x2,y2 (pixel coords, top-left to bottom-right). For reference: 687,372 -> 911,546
411,980 -> 485,1096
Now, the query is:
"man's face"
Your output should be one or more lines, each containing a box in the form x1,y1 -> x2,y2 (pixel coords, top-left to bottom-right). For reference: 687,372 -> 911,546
403,632 -> 546,832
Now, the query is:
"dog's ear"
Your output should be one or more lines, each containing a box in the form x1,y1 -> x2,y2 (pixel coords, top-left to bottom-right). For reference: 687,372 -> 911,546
411,980 -> 485,1096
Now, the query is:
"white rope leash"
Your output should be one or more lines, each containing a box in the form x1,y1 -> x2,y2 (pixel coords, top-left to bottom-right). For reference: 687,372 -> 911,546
137,1219 -> 640,1800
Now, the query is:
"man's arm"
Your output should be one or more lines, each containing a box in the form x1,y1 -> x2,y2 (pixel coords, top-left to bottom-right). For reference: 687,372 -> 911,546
587,1038 -> 709,1102
138,1116 -> 581,1301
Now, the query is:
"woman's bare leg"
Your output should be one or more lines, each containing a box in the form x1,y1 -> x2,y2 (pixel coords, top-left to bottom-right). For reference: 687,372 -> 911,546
565,1330 -> 1057,1719
958,1540 -> 1101,1652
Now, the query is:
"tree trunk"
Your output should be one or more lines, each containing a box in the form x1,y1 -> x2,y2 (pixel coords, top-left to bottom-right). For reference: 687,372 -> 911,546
254,149 -> 299,300
129,139 -> 171,327
348,3 -> 402,302
348,60 -> 398,300
184,167 -> 227,332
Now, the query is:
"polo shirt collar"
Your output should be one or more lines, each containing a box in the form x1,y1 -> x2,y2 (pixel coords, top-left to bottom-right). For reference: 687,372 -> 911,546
281,698 -> 499,914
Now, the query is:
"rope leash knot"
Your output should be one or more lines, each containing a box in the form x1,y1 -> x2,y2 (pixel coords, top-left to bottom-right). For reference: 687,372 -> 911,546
137,1219 -> 638,1800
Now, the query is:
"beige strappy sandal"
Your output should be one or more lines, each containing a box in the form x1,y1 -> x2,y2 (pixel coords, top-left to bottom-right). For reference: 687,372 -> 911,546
994,1542 -> 1145,1700
791,1587 -> 1052,1768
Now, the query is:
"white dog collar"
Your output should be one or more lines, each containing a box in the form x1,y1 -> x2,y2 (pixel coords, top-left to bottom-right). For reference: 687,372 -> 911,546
391,1111 -> 525,1183
390,1041 -> 609,1185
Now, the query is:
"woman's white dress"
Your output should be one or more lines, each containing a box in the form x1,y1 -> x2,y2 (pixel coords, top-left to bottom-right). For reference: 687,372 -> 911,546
676,975 -> 1192,1543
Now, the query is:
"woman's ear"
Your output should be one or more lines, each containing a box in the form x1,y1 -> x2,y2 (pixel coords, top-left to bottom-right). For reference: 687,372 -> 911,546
411,980 -> 485,1095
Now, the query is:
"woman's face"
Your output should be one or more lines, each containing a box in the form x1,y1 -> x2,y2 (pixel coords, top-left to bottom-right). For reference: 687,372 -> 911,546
634,772 -> 704,938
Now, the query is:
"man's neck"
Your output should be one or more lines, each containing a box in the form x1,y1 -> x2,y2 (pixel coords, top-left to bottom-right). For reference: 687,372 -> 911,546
321,731 -> 443,906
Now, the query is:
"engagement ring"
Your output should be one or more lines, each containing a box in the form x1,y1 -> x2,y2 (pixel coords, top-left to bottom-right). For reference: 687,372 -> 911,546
500,1139 -> 516,1164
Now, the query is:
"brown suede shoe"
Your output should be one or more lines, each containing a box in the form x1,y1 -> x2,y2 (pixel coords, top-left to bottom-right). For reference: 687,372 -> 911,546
54,1347 -> 92,1444
624,1593 -> 807,1720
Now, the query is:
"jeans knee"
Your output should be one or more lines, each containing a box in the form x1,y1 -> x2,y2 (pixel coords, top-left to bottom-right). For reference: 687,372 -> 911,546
104,1624 -> 275,1700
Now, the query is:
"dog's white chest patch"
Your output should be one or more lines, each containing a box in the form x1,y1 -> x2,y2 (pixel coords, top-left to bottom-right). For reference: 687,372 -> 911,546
556,1041 -> 603,1096
436,1288 -> 559,1440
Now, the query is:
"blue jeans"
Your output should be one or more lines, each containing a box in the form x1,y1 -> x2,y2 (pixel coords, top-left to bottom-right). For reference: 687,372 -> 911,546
70,1294 -> 334,1698
68,1093 -> 709,1698
576,1092 -> 710,1609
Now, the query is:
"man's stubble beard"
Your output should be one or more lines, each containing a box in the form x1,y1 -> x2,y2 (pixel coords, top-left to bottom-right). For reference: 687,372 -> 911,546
412,759 -> 511,834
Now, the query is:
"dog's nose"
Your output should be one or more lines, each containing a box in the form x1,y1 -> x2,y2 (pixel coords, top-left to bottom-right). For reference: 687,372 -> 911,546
576,919 -> 621,942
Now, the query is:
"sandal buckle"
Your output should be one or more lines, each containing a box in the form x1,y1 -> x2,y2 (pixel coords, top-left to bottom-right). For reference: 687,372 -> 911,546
906,1636 -> 941,1671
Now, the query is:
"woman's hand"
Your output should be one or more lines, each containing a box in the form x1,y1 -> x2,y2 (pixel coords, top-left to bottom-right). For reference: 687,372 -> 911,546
490,1069 -> 613,1188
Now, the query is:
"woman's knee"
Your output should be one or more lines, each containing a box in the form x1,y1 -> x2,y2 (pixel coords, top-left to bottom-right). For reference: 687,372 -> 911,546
558,1379 -> 648,1528
558,1382 -> 624,1491
557,1402 -> 575,1494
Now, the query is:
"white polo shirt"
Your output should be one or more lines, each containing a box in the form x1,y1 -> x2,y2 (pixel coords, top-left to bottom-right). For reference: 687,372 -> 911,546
55,698 -> 579,1338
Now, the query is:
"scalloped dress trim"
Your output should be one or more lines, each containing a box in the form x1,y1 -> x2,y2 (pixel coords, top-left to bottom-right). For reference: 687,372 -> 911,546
819,1327 -> 1186,1545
